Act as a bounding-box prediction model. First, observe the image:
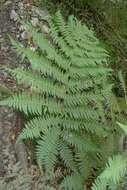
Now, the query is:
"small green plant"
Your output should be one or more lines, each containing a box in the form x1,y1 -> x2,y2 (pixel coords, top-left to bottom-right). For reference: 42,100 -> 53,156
0,11 -> 115,189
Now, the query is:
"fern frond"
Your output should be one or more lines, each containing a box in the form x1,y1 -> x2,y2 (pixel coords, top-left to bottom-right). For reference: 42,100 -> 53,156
10,37 -> 68,84
0,93 -> 63,115
65,92 -> 104,106
19,21 -> 70,71
18,117 -> 57,140
59,142 -> 77,172
117,122 -> 127,135
60,173 -> 84,190
92,155 -> 127,190
0,93 -> 43,115
36,127 -> 60,173
64,106 -> 99,120
76,152 -> 93,179
101,155 -> 127,184
1,12 -> 114,190
70,66 -> 111,78
62,131 -> 101,152
11,68 -> 65,99
18,116 -> 106,143
91,178 -> 107,190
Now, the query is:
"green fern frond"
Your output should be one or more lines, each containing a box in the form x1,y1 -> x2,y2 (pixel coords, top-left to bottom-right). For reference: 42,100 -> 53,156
0,93 -> 43,115
36,127 -> 60,173
59,142 -> 77,172
117,122 -> 127,135
75,151 -> 93,177
60,173 -> 84,190
101,155 -> 127,184
91,178 -> 107,190
18,116 -> 106,143
0,93 -> 64,115
63,106 -> 99,120
9,37 -> 68,84
1,11 -> 114,190
92,155 -> 127,190
18,117 -> 56,141
20,21 -> 70,71
11,68 -> 65,99
62,131 -> 101,152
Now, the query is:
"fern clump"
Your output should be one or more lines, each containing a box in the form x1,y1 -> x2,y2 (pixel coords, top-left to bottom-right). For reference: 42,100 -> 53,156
0,12 -> 113,190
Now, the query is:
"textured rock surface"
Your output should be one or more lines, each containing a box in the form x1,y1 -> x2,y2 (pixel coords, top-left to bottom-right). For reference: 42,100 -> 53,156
0,1 -> 55,189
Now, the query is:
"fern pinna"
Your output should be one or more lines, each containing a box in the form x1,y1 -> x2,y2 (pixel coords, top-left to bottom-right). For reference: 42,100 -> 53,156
0,12 -> 113,190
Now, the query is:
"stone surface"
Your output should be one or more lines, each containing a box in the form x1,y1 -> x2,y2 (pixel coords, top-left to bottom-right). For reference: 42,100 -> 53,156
32,7 -> 50,19
0,0 -> 55,189
40,23 -> 49,33
10,10 -> 18,21
0,1 -> 59,189
31,17 -> 39,26
4,0 -> 12,6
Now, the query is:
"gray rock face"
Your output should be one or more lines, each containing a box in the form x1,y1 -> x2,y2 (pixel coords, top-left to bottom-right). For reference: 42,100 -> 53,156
14,142 -> 28,170
4,0 -> 12,6
31,17 -> 39,27
33,8 -> 50,20
18,2 -> 23,10
40,24 -> 49,33
10,10 -> 18,21
21,30 -> 28,39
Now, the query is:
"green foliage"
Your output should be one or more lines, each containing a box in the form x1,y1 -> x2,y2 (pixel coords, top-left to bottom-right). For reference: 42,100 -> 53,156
92,155 -> 127,190
92,122 -> 127,190
43,0 -> 127,98
0,12 -> 114,190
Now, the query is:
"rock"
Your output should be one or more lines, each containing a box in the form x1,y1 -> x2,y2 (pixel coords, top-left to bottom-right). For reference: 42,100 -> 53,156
14,142 -> 28,171
31,17 -> 39,27
19,25 -> 26,31
40,24 -> 49,34
10,10 -> 18,21
30,46 -> 37,51
0,123 -> 3,135
33,8 -> 50,20
21,31 -> 28,39
18,2 -> 23,10
4,0 -> 12,6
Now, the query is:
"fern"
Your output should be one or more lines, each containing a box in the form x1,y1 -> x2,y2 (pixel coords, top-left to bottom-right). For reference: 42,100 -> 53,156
101,155 -> 127,184
92,155 -> 127,190
92,122 -> 127,190
0,12 -> 113,190
60,173 -> 84,190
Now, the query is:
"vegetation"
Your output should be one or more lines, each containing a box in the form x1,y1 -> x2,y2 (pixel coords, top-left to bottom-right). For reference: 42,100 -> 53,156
92,122 -> 127,190
1,0 -> 127,189
0,11 -> 119,189
41,0 -> 127,97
